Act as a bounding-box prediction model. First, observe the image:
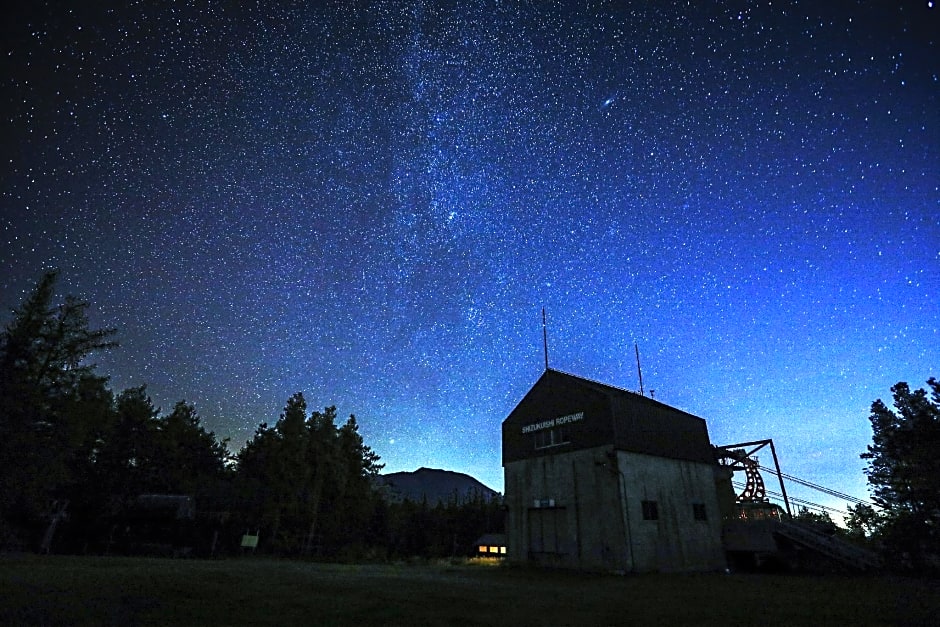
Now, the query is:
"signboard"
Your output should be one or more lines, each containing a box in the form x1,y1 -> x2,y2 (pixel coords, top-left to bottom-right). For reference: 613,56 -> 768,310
521,411 -> 584,434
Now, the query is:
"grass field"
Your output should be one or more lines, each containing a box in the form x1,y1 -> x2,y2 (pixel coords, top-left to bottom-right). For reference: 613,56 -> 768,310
1,554 -> 937,626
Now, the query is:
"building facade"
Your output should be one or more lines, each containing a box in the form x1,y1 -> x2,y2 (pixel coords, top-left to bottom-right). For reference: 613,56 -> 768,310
502,369 -> 726,573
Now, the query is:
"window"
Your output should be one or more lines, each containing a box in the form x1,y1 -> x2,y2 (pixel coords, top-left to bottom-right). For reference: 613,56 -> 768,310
534,426 -> 569,449
692,503 -> 708,521
641,500 -> 659,521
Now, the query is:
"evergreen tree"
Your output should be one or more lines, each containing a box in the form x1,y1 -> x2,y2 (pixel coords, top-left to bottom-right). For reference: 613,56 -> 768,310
60,375 -> 117,546
323,414 -> 383,550
0,270 -> 116,539
236,393 -> 322,552
300,404 -> 336,555
861,378 -> 940,570
153,400 -> 229,494
276,393 -> 315,551
233,420 -> 279,542
94,386 -> 162,499
234,394 -> 383,556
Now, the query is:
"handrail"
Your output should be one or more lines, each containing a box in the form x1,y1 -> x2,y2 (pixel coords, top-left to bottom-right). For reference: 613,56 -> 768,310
774,520 -> 882,570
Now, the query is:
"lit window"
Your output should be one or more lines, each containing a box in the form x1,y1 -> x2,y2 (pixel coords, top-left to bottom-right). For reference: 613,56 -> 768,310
641,500 -> 659,521
500,546 -> 506,554
478,545 -> 487,553
489,546 -> 499,553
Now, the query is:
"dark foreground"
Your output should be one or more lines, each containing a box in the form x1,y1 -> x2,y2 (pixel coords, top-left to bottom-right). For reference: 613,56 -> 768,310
1,555 -> 936,626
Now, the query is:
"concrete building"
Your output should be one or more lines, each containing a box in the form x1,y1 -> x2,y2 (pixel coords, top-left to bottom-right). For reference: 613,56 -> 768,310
502,369 -> 726,573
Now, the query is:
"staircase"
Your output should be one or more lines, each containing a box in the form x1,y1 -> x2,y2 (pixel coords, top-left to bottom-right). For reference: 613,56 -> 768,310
774,520 -> 882,571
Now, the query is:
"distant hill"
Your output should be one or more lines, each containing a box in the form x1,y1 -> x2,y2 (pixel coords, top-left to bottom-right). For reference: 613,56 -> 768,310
376,467 -> 500,506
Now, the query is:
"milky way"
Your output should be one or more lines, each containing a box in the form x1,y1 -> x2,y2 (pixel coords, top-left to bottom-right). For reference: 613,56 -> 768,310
2,2 -> 937,515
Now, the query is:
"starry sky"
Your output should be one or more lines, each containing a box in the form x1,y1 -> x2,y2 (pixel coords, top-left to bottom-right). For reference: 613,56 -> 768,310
2,1 -> 937,517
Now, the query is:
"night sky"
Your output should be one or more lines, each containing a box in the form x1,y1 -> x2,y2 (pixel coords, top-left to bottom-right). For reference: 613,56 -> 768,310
2,2 -> 937,517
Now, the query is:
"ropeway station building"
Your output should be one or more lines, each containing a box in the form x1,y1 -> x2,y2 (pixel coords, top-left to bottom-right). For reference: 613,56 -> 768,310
502,368 -> 883,573
502,368 -> 727,573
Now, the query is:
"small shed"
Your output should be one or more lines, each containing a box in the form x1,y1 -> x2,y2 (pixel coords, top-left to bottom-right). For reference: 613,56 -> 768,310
474,533 -> 507,558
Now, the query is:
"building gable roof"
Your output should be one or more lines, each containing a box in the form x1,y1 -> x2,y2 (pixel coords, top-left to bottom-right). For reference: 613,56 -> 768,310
502,368 -> 714,465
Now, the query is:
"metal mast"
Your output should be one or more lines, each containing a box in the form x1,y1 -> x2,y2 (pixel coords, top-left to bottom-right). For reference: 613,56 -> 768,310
634,343 -> 645,396
542,307 -> 549,371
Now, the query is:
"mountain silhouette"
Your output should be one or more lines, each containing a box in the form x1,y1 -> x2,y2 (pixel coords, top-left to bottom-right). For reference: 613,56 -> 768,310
377,467 -> 500,505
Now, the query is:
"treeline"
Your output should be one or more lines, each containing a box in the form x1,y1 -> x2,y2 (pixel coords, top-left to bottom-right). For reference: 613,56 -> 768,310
0,271 -> 503,559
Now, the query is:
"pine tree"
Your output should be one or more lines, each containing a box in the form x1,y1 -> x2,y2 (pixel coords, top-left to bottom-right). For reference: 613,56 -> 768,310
861,378 -> 940,569
97,386 -> 162,498
154,400 -> 228,494
0,270 -> 116,535
234,394 -> 383,555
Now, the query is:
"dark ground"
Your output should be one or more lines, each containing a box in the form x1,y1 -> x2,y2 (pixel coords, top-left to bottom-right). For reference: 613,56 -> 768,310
1,555 -> 937,626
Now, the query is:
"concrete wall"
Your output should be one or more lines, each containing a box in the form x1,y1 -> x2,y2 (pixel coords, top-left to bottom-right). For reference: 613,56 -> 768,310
616,450 -> 726,573
504,446 -> 726,573
505,446 -> 629,571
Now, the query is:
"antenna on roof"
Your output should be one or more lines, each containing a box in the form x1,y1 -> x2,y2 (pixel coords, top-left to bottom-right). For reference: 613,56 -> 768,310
634,342 -> 645,396
542,307 -> 549,371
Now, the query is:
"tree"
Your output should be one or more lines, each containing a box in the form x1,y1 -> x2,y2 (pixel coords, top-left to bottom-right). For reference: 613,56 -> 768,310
94,386 -> 162,499
300,404 -> 337,555
232,420 -> 280,542
234,394 -> 383,556
845,503 -> 883,541
792,506 -> 835,526
0,271 -> 116,400
154,400 -> 229,495
861,378 -> 940,570
0,270 -> 116,539
319,414 -> 383,550
236,393 -> 320,552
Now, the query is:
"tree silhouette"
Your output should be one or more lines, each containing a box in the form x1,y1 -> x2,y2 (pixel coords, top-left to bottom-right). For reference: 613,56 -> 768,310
0,270 -> 116,542
235,394 -> 384,555
156,401 -> 229,494
861,378 -> 940,570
